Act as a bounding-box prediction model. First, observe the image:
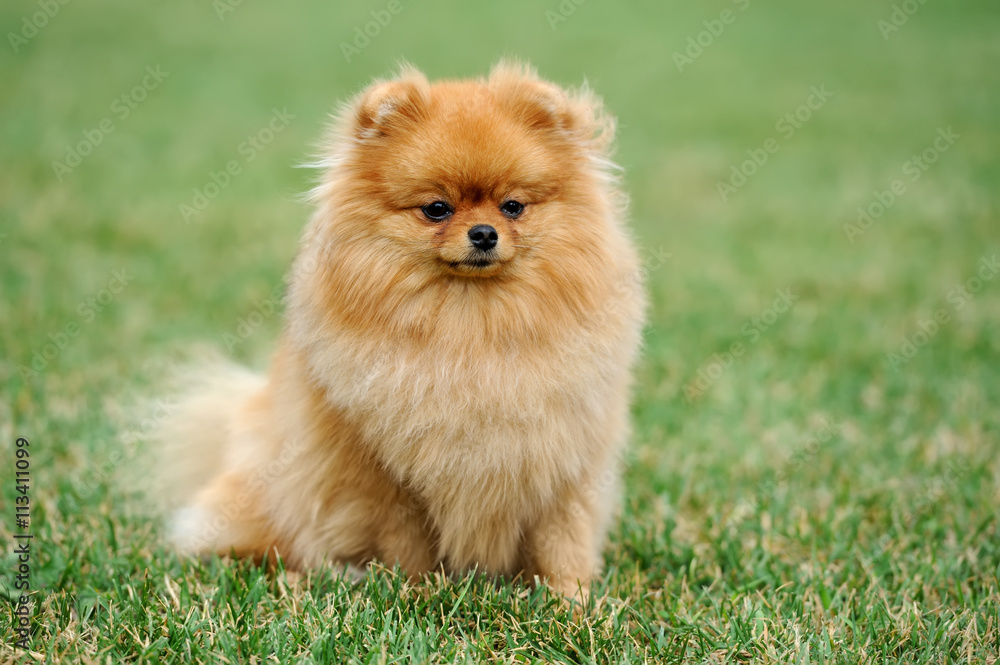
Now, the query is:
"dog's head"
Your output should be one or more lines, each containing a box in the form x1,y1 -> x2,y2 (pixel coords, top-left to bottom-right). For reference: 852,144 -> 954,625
309,62 -> 621,282
291,62 -> 636,345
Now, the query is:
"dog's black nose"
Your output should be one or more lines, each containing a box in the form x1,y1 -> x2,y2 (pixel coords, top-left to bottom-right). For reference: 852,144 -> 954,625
468,225 -> 498,251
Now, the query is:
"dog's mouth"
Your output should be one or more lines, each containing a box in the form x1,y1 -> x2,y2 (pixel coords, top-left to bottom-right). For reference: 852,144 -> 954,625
448,250 -> 501,271
450,257 -> 494,269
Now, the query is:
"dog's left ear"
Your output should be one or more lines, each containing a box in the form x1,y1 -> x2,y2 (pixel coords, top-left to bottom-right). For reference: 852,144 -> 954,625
488,61 -> 615,152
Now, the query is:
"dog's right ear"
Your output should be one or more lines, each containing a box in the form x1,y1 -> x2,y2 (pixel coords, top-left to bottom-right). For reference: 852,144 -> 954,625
352,65 -> 431,141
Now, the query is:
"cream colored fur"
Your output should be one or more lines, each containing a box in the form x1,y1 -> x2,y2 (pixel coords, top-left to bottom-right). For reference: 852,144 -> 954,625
157,61 -> 646,601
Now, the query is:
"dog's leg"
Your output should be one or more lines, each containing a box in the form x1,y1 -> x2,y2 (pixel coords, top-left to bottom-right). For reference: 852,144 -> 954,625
374,494 -> 437,578
525,491 -> 604,603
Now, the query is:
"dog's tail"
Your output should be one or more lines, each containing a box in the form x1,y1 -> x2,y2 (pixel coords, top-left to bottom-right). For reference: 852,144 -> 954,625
151,359 -> 266,510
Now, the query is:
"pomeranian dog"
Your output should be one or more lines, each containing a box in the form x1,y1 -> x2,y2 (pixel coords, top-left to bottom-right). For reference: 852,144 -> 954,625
158,61 -> 645,600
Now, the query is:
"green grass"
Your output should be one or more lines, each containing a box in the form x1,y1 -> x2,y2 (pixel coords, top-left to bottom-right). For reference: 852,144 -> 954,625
2,0 -> 999,662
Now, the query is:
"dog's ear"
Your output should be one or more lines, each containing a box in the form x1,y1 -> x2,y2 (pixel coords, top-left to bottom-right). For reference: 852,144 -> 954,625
488,60 -> 615,151
352,65 -> 431,141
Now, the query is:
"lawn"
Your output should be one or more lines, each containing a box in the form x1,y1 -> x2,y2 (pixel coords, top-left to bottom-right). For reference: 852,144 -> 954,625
2,0 -> 999,662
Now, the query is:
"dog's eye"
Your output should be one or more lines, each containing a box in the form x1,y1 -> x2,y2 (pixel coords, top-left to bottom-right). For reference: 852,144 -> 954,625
500,200 -> 525,218
421,201 -> 453,221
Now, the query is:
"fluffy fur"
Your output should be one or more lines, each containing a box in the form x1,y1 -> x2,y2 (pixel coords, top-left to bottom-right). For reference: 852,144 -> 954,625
158,62 -> 646,599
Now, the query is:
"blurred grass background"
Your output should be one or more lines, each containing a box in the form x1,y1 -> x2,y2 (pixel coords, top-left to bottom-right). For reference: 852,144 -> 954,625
1,0 -> 998,661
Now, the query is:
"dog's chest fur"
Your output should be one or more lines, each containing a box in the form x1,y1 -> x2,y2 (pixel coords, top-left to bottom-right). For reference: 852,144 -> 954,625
309,322 -> 616,527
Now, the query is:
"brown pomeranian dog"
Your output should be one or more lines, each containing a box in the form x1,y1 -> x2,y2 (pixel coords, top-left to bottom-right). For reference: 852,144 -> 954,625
158,61 -> 645,600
